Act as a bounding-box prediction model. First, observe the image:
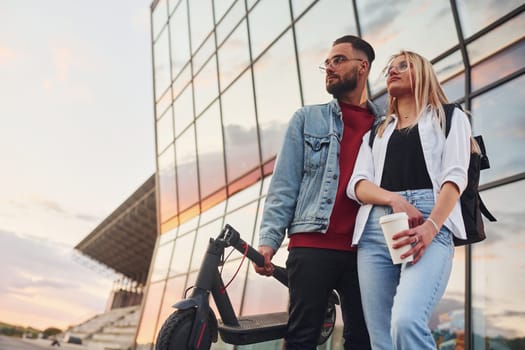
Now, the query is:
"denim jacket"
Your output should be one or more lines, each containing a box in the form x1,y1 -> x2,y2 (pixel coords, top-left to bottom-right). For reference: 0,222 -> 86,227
259,99 -> 382,252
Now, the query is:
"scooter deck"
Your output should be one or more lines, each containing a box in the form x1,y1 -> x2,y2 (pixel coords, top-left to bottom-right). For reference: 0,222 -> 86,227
218,312 -> 288,345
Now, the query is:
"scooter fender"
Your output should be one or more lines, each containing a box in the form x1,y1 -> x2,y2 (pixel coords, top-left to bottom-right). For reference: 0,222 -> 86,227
172,298 -> 198,310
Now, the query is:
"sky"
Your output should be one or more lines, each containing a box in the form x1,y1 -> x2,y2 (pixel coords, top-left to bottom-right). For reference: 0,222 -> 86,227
0,0 -> 155,330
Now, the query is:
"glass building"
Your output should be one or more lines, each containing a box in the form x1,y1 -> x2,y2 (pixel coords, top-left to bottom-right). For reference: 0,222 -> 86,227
135,0 -> 525,349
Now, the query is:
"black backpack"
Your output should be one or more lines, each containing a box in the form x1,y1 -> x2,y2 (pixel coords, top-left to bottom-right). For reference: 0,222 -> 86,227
368,104 -> 496,245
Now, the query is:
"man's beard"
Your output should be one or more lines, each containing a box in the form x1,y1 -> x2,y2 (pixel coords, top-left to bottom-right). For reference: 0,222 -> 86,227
326,68 -> 358,98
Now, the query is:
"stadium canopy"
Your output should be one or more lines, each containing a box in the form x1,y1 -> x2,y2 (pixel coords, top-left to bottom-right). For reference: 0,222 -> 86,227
75,174 -> 157,285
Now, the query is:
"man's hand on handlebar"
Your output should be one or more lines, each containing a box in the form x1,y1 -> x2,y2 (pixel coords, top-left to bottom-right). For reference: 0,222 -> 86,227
254,245 -> 275,276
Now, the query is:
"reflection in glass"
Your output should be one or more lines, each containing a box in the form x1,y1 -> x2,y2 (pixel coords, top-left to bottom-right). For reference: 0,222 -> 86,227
226,181 -> 260,212
471,74 -> 525,183
156,107 -> 174,154
150,241 -> 173,282
294,0 -> 357,105
190,218 -> 224,271
216,0 -> 245,45
169,231 -> 196,277
159,227 -> 177,245
188,0 -> 214,54
224,202 -> 258,245
291,0 -> 316,18
169,0 -> 190,78
253,31 -> 301,162
210,260 -> 248,316
173,85 -> 194,137
176,126 -> 199,210
154,27 -> 171,99
155,88 -> 172,118
218,19 -> 251,92
152,0 -> 168,40
456,0 -> 522,37
248,0 -> 291,59
158,146 -> 177,223
221,72 -> 260,182
356,0 -> 457,95
156,275 -> 186,333
471,38 -> 525,92
472,180 -> 525,345
196,102 -> 226,199
192,57 -> 219,117
192,35 -> 216,74
178,216 -> 200,236
135,281 -> 164,347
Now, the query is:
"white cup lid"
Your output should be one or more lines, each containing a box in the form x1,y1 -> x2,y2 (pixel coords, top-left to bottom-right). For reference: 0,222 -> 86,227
379,212 -> 408,224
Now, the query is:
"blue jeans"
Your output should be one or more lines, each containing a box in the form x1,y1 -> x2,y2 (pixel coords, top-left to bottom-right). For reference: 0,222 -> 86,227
357,189 -> 453,350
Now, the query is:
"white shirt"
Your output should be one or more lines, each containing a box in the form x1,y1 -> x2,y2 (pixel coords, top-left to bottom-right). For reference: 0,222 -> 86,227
347,106 -> 472,245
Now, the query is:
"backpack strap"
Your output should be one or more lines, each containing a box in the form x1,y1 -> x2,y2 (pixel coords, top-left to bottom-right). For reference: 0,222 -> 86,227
443,103 -> 463,137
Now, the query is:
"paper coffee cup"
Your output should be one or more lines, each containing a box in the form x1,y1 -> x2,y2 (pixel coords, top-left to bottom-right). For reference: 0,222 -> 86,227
379,212 -> 414,264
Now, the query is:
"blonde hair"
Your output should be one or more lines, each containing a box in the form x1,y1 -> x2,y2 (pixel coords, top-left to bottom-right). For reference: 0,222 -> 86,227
377,51 -> 449,137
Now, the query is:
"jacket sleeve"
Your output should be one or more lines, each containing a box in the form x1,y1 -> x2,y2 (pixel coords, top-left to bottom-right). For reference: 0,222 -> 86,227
258,109 -> 305,251
347,130 -> 375,205
440,108 -> 471,193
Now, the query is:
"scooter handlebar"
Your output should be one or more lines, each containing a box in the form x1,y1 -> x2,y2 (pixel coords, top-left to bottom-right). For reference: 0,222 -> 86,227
223,224 -> 288,286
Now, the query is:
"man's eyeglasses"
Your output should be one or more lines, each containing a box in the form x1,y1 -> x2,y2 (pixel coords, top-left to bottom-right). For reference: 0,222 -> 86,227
318,55 -> 363,73
383,60 -> 409,77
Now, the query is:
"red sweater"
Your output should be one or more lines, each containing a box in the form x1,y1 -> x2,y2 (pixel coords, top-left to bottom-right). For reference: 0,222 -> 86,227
289,102 -> 374,251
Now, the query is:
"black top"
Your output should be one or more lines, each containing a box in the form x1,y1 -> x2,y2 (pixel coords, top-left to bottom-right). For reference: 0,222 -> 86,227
380,125 -> 433,191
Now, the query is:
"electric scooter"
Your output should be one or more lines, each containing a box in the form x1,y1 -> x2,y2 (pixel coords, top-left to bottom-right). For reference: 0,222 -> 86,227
155,224 -> 339,349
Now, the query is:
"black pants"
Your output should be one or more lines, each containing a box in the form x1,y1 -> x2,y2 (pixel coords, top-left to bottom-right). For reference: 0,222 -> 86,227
285,247 -> 371,350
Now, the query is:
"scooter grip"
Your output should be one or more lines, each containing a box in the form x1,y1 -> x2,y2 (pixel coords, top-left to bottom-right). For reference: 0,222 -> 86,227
271,265 -> 288,286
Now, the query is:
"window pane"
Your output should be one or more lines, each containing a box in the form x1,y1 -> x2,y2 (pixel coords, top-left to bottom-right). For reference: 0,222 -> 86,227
173,85 -> 194,137
169,0 -> 191,78
196,102 -> 226,198
157,275 -> 186,332
218,19 -> 250,92
135,281 -> 164,347
221,72 -> 260,182
248,0 -> 291,59
472,180 -> 525,345
291,0 -> 316,18
156,88 -> 172,118
153,27 -> 171,99
156,107 -> 174,154
357,0 -> 458,95
188,0 -> 214,53
169,230 -> 196,277
189,218 -> 223,271
253,30 -> 301,162
294,0 -> 357,105
433,51 -> 465,102
226,181 -> 260,212
152,0 -> 168,40
176,126 -> 199,210
471,74 -> 525,183
158,146 -> 177,223
150,241 -> 174,282
456,0 -> 522,37
471,38 -> 525,92
192,35 -> 216,74
172,63 -> 191,100
193,57 -> 218,117
216,0 -> 245,45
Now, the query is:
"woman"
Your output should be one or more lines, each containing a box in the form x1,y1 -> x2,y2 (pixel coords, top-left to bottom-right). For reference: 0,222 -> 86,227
346,51 -> 471,349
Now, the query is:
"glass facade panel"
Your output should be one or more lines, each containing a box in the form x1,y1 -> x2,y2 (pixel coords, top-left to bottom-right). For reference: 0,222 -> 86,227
223,202 -> 258,244
175,126 -> 199,210
471,75 -> 525,183
216,0 -> 245,46
253,31 -> 301,162
135,281 -> 164,349
169,0 -> 190,78
157,146 -> 177,223
471,38 -> 525,92
456,0 -> 522,37
155,87 -> 172,118
248,0 -> 291,59
217,19 -> 250,92
172,63 -> 191,100
226,181 -> 260,212
433,51 -> 465,102
192,35 -> 216,74
152,0 -> 168,40
196,101 -> 226,199
168,230 -> 196,277
188,0 -> 214,53
189,218 -> 224,272
156,107 -> 173,154
157,275 -> 186,330
192,57 -> 218,117
221,71 -> 259,182
214,0 -> 237,24
466,12 -> 524,67
357,0 -> 457,95
153,27 -> 171,99
172,84 -> 194,137
291,0 -> 316,18
471,181 -> 525,346
149,241 -> 174,282
294,0 -> 357,105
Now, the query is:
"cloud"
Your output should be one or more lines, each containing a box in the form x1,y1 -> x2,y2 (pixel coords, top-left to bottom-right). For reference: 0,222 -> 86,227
0,229 -> 114,329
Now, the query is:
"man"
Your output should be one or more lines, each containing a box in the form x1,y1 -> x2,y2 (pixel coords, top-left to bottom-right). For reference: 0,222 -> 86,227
254,35 -> 381,349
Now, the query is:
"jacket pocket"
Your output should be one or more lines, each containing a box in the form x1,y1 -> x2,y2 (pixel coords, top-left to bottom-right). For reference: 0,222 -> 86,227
304,135 -> 330,171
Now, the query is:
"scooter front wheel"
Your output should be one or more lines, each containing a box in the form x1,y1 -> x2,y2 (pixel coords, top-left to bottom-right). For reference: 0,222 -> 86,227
155,309 -> 217,350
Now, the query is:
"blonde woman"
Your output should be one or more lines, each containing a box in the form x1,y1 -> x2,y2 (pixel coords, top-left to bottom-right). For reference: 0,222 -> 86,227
346,51 -> 471,349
